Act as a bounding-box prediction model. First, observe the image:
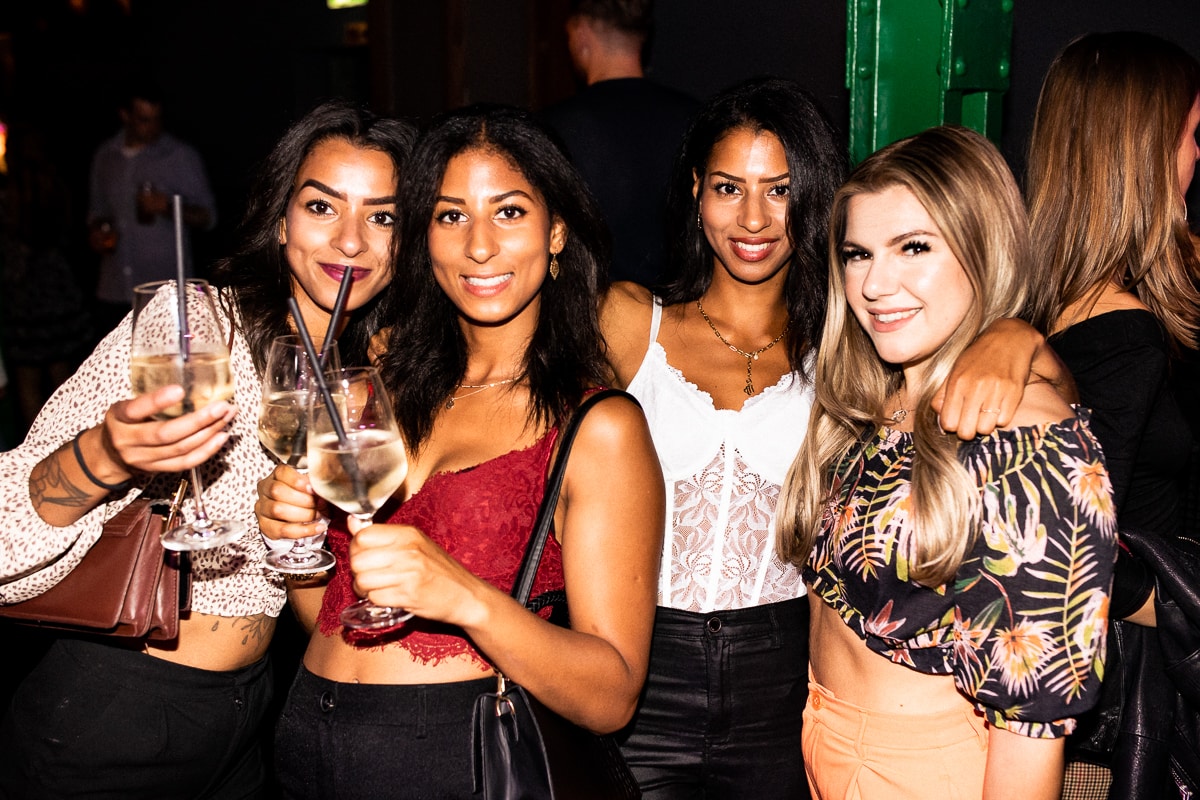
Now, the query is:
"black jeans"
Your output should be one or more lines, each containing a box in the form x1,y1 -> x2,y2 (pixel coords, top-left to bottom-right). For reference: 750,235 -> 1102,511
618,598 -> 811,799
274,666 -> 494,799
0,636 -> 272,799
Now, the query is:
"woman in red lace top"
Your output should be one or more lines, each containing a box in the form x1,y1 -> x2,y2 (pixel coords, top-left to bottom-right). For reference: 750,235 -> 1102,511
257,104 -> 664,798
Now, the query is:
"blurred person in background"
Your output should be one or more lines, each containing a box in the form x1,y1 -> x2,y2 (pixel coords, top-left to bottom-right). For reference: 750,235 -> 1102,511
86,80 -> 217,335
542,0 -> 699,287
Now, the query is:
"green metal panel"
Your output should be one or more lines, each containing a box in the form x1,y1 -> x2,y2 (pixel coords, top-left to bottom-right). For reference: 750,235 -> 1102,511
847,0 -> 1014,165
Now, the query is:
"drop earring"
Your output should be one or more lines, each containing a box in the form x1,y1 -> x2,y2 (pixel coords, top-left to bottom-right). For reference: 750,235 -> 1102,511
549,251 -> 560,280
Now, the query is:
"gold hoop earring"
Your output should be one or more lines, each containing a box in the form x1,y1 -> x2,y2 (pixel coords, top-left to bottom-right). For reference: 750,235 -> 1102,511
549,251 -> 560,280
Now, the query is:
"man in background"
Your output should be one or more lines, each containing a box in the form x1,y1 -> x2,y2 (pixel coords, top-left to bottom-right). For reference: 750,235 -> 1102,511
87,82 -> 216,333
542,0 -> 700,287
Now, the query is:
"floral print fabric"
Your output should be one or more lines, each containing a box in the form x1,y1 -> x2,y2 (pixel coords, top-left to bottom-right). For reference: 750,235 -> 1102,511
805,411 -> 1117,738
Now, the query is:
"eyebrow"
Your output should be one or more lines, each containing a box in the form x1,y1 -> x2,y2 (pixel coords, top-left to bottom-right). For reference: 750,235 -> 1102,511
436,189 -> 535,205
709,170 -> 790,184
298,179 -> 397,205
887,229 -> 938,246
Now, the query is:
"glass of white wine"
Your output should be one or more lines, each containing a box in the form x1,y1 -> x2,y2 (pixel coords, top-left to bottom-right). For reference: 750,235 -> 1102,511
130,279 -> 244,551
258,335 -> 341,574
306,366 -> 411,630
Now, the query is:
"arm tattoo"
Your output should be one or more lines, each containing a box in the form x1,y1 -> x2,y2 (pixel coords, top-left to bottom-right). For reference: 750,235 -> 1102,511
30,446 -> 99,509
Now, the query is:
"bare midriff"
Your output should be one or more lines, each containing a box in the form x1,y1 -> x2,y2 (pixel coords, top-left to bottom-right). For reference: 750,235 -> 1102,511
303,629 -> 492,685
145,611 -> 275,671
807,593 -> 964,716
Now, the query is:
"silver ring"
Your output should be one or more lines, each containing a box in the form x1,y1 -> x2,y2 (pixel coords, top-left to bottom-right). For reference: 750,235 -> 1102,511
980,408 -> 1001,415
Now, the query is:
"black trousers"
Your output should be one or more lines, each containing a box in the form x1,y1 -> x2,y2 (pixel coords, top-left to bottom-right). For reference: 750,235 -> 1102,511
274,666 -> 494,800
618,598 -> 812,799
0,636 -> 273,799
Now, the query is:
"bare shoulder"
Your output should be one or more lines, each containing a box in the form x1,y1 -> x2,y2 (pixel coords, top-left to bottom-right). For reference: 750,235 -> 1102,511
1004,381 -> 1075,429
573,391 -> 651,450
599,283 -> 656,388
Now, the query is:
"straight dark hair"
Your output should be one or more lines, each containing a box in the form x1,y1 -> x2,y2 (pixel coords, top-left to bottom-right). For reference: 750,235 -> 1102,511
658,76 -> 846,377
376,104 -> 610,450
208,100 -> 417,372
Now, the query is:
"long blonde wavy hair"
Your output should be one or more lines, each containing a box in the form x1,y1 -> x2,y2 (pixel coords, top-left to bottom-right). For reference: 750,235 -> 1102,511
1024,31 -> 1200,348
776,126 -> 1032,587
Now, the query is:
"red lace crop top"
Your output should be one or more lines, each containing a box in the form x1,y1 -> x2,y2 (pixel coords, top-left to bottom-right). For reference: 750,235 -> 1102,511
317,428 -> 565,668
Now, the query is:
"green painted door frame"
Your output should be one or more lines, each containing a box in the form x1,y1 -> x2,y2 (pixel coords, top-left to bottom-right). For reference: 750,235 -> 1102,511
846,0 -> 1014,164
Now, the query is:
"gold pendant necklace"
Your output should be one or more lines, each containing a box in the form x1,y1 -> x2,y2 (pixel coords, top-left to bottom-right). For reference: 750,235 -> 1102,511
696,300 -> 789,396
445,377 -> 517,409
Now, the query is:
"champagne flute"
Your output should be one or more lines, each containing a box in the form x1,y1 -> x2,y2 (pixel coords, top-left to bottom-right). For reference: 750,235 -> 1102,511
257,335 -> 341,574
130,279 -> 244,551
306,366 -> 411,629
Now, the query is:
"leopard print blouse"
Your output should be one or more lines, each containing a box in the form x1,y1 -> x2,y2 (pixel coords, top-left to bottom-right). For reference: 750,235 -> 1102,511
0,297 -> 286,617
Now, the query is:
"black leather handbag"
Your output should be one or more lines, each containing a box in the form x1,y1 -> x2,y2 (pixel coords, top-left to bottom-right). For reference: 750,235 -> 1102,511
470,389 -> 642,800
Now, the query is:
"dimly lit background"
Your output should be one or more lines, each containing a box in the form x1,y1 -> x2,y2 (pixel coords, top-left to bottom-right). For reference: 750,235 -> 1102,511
1,0 -> 1197,273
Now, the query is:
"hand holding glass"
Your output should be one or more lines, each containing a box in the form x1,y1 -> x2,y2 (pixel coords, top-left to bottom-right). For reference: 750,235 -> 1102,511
306,366 -> 411,629
130,279 -> 243,551
257,335 -> 341,574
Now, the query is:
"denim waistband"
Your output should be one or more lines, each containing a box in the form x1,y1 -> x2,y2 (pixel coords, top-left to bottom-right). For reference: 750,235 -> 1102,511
652,596 -> 809,639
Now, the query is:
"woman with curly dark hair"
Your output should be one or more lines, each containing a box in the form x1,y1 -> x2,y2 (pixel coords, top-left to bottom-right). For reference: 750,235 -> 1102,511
257,104 -> 663,798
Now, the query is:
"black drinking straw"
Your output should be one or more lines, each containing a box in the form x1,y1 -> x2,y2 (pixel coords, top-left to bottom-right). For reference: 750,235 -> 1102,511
287,267 -> 351,464
287,297 -> 370,509
320,267 -> 355,368
173,195 -> 190,362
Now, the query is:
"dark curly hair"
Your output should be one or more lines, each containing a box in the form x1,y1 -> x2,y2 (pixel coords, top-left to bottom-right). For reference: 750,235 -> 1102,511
375,103 -> 610,450
208,100 -> 417,373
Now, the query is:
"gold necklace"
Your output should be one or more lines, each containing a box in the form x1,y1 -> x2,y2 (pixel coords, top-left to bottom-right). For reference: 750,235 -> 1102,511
445,377 -> 517,409
696,299 -> 789,396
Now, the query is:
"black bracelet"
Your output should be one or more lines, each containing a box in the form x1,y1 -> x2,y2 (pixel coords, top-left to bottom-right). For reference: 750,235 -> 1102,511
72,430 -> 131,493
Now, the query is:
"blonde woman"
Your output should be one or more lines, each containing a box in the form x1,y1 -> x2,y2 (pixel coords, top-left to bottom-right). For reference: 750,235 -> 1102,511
777,126 -> 1117,800
1025,31 -> 1200,798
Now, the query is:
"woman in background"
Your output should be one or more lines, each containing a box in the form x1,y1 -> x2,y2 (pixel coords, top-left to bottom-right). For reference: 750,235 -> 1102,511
1025,31 -> 1200,798
778,125 -> 1115,800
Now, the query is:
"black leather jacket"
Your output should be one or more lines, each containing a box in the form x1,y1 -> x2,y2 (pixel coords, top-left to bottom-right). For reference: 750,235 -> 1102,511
1073,530 -> 1200,798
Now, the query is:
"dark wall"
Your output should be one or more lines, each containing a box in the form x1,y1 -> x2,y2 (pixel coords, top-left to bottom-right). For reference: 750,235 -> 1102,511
3,0 -> 1199,263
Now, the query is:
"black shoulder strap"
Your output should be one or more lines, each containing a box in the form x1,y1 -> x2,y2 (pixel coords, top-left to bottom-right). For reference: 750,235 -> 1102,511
510,389 -> 639,606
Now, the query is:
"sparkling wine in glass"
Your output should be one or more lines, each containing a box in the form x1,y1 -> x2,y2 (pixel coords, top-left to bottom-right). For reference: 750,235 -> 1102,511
306,366 -> 411,630
257,335 -> 341,574
131,279 -> 244,551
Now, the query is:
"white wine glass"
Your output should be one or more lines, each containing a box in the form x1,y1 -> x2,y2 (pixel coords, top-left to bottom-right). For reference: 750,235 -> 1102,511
258,335 -> 341,574
306,366 -> 411,630
130,279 -> 244,551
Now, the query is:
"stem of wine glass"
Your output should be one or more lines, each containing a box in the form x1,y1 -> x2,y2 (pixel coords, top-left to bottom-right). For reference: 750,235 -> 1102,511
188,466 -> 212,528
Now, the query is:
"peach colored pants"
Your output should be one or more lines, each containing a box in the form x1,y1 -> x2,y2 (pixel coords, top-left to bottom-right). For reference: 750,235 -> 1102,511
803,675 -> 989,800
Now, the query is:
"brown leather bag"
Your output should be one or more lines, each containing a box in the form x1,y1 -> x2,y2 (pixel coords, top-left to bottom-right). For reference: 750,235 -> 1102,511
0,482 -> 191,641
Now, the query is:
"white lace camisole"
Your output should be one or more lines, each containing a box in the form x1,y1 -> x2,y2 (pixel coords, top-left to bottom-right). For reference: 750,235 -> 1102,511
626,299 -> 812,612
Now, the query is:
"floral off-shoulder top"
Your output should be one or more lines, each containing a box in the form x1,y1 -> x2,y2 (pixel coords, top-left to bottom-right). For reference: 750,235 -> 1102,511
805,410 -> 1118,739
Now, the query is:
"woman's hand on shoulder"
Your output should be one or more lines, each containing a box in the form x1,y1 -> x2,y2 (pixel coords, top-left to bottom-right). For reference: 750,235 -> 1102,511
1002,381 -> 1074,431
599,282 -> 656,389
934,318 -> 1074,440
255,464 -> 328,542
